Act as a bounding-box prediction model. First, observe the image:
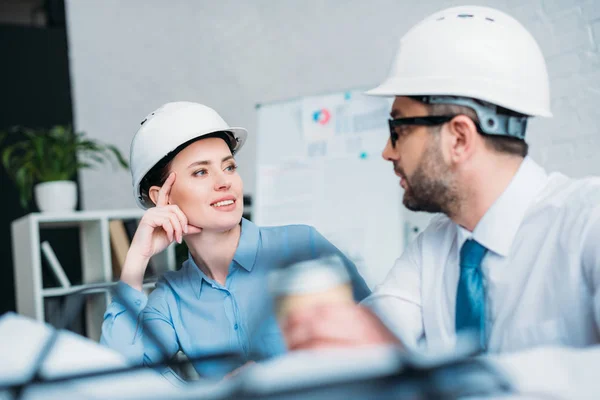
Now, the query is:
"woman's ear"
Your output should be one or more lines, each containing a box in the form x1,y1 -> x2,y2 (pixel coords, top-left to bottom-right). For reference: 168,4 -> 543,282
148,186 -> 161,206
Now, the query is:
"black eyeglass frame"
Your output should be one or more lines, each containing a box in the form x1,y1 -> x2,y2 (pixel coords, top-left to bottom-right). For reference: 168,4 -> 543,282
388,115 -> 483,147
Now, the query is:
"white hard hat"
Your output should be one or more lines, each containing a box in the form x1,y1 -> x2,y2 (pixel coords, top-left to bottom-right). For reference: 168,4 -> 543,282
130,101 -> 248,209
367,6 -> 552,118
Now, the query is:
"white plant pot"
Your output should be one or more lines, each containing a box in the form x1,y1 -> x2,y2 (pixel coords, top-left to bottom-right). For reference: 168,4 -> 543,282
34,181 -> 78,212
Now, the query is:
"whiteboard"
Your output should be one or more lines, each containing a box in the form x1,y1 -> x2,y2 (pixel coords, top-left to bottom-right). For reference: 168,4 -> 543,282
254,89 -> 406,288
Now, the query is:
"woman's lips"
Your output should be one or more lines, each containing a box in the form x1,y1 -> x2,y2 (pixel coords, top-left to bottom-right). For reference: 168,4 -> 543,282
210,198 -> 237,212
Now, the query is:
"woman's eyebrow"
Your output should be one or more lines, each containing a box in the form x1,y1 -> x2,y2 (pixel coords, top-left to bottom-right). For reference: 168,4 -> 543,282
187,160 -> 210,168
187,155 -> 234,169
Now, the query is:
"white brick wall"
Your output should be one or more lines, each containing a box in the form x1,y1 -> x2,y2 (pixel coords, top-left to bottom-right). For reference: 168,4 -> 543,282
65,0 -> 600,209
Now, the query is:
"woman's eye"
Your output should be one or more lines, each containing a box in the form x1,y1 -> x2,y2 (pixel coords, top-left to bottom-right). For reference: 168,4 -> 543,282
193,169 -> 207,176
225,164 -> 238,172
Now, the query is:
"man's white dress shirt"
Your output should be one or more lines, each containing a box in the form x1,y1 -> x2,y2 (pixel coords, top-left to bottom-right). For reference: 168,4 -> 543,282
363,157 -> 600,398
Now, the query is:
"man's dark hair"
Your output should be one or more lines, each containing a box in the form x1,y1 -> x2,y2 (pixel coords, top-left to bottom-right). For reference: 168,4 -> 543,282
421,100 -> 529,157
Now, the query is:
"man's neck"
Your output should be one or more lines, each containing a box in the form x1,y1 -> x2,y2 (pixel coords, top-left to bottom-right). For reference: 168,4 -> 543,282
452,155 -> 525,232
185,223 -> 241,285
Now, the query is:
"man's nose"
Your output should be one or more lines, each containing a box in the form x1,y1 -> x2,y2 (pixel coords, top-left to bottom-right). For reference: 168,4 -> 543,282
381,138 -> 396,162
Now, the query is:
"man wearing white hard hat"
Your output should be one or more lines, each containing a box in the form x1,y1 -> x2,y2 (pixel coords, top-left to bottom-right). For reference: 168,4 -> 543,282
283,6 -> 600,397
100,102 -> 370,378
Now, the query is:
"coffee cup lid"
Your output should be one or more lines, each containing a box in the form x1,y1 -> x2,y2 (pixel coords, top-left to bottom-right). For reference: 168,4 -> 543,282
268,254 -> 351,296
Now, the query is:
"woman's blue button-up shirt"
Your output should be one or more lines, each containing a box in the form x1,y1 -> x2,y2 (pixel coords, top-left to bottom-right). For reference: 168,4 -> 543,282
100,218 -> 370,377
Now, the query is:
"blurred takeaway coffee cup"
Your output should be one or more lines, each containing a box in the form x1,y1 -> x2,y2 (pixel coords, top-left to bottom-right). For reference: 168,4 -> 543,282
268,254 -> 354,324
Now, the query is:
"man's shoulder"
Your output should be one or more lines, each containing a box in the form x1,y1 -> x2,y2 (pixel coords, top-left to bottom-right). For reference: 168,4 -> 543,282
538,172 -> 600,210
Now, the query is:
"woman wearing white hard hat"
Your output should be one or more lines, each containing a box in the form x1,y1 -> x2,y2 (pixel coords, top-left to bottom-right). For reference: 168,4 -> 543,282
100,101 -> 370,378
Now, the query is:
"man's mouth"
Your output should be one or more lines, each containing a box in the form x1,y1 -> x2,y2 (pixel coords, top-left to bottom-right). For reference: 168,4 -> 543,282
394,168 -> 408,189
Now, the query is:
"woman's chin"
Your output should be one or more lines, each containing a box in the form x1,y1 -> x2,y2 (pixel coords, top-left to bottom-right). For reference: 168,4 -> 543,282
196,215 -> 242,233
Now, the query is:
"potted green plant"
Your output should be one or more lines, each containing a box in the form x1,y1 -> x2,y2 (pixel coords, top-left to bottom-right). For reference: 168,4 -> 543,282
1,125 -> 128,212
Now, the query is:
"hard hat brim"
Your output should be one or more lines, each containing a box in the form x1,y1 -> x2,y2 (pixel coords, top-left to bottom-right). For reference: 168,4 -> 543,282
227,127 -> 248,154
365,79 -> 553,118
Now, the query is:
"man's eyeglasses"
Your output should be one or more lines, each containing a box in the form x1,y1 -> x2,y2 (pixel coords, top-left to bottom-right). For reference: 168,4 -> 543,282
388,115 -> 461,147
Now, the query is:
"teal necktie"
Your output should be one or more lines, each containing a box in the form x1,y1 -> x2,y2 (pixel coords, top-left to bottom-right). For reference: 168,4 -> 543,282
455,239 -> 488,350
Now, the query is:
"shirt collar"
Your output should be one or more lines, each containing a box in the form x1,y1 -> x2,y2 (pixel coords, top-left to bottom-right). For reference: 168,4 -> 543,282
233,218 -> 260,272
186,218 -> 260,298
458,157 -> 548,257
186,257 -> 205,298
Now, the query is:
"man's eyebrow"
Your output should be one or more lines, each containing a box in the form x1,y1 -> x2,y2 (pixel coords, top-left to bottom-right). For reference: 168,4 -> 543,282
390,109 -> 404,119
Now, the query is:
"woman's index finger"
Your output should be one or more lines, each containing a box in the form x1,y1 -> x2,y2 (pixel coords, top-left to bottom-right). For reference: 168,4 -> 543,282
157,172 -> 176,206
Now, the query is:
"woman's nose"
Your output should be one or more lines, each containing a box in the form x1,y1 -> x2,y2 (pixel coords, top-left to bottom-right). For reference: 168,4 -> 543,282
214,172 -> 231,191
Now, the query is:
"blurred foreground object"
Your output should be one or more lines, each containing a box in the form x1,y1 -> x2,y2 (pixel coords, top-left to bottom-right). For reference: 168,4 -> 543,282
0,313 -> 516,399
268,255 -> 353,323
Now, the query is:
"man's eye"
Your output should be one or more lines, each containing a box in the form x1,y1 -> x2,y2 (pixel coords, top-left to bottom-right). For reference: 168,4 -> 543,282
395,126 -> 409,136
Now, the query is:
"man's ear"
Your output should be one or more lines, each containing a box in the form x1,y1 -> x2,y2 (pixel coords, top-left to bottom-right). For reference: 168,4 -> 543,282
446,115 -> 479,163
148,186 -> 161,206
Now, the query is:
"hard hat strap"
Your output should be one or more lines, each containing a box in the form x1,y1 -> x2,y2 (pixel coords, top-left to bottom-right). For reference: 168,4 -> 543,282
417,96 -> 528,140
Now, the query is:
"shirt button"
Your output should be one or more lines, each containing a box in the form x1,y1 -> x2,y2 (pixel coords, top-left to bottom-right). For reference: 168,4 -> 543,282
135,300 -> 141,306
234,324 -> 238,330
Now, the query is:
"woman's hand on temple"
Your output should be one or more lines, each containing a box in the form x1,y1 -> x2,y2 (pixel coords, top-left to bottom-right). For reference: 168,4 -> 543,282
130,173 -> 201,259
121,172 -> 201,290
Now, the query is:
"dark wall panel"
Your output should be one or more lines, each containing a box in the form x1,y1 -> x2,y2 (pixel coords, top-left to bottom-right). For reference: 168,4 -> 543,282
0,24 -> 80,314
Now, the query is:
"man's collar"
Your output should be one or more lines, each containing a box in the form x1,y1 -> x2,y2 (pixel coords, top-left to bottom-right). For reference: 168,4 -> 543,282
458,157 -> 548,257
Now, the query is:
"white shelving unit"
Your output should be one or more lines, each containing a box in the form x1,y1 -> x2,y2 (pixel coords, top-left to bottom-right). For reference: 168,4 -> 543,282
11,209 -> 176,342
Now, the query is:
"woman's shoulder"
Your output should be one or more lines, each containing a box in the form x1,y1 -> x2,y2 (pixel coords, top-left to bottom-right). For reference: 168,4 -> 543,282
257,223 -> 316,235
256,223 -> 331,257
256,223 -> 320,244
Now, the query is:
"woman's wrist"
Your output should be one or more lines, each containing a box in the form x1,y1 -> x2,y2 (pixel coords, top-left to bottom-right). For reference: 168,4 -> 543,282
120,250 -> 151,291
